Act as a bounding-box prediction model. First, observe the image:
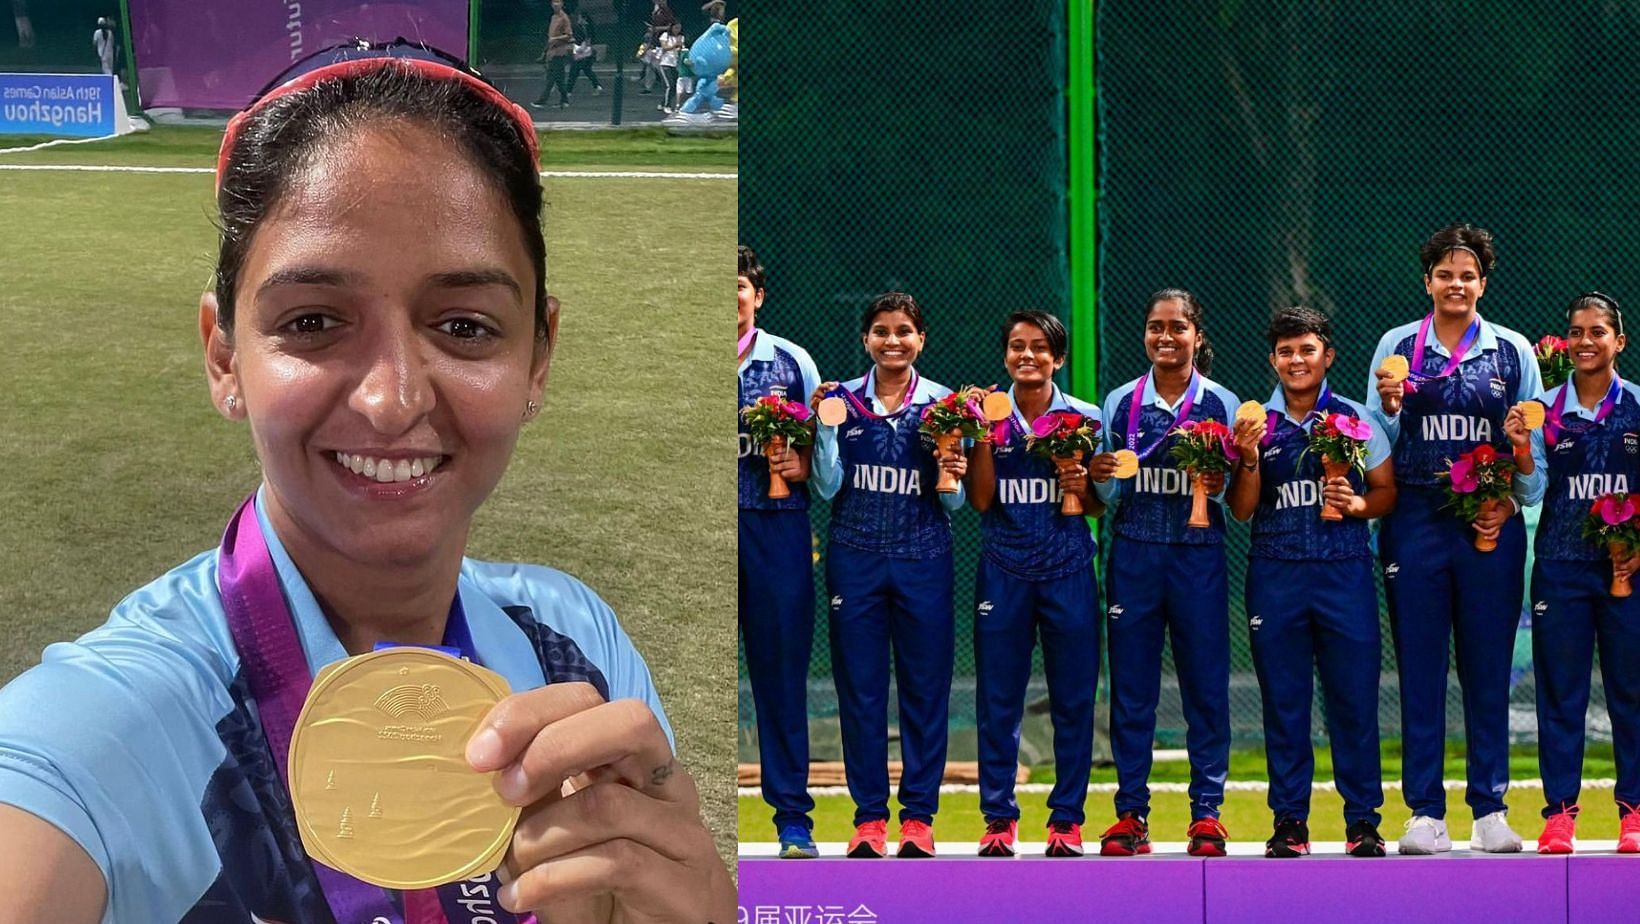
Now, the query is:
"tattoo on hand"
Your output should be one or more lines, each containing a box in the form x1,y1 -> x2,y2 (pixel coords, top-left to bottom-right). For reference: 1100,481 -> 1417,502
650,758 -> 675,787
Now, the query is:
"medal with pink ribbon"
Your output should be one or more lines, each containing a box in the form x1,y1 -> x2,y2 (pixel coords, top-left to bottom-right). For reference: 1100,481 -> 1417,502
1126,370 -> 1199,461
1403,313 -> 1480,395
1545,373 -> 1622,448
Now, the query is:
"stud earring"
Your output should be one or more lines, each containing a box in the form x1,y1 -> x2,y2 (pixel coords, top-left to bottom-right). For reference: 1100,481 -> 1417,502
525,399 -> 539,419
224,394 -> 238,414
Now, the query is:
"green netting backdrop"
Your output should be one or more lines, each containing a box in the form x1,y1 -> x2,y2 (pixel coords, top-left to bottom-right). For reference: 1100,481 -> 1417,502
738,0 -> 1071,760
743,0 -> 1629,763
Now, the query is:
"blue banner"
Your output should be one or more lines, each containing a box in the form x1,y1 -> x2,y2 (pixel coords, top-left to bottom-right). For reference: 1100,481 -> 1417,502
0,73 -> 118,137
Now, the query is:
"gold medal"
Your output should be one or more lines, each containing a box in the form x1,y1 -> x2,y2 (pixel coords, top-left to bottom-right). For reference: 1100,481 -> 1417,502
1235,400 -> 1265,424
1379,354 -> 1409,384
1111,449 -> 1140,479
1519,400 -> 1546,430
288,648 -> 519,889
817,396 -> 849,427
981,390 -> 1014,422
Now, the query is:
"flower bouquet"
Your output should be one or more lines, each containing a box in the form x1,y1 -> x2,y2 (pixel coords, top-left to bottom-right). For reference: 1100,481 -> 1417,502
1583,493 -> 1640,597
740,395 -> 813,499
1025,411 -> 1102,516
1300,412 -> 1373,521
1168,419 -> 1237,528
1439,444 -> 1516,552
919,386 -> 993,494
1536,335 -> 1574,391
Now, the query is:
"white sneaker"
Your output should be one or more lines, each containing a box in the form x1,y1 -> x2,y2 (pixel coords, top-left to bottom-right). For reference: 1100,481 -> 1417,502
1469,811 -> 1523,853
1397,815 -> 1451,855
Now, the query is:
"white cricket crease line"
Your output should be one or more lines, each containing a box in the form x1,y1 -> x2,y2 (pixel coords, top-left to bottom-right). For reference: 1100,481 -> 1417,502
0,135 -> 124,155
737,778 -> 1620,798
0,163 -> 736,179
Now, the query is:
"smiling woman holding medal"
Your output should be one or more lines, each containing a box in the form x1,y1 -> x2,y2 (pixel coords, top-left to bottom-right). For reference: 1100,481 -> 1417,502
1088,288 -> 1242,858
1225,306 -> 1396,859
808,292 -> 967,860
964,310 -> 1104,859
1366,222 -> 1543,856
1516,292 -> 1640,855
0,41 -> 733,923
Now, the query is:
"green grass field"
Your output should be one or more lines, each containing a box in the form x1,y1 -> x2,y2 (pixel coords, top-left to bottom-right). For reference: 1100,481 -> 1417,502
740,742 -> 1629,844
0,126 -> 738,861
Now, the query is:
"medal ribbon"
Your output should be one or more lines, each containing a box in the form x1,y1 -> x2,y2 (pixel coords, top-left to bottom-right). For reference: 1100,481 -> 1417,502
993,385 -> 1061,447
217,495 -> 526,924
736,327 -> 758,358
1404,314 -> 1480,395
1545,373 -> 1622,448
1260,380 -> 1333,447
824,367 -> 921,422
1125,370 -> 1199,460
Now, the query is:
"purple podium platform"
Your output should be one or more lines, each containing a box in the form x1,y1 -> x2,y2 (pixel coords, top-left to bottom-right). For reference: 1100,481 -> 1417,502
738,847 -> 1640,923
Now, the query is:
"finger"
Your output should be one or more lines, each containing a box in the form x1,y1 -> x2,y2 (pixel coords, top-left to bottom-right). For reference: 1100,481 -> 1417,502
468,682 -> 606,771
498,698 -> 677,806
501,839 -> 703,918
509,779 -> 704,871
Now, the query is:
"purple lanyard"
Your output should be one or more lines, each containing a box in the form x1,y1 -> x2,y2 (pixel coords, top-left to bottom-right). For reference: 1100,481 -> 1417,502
736,327 -> 758,358
1545,374 -> 1622,448
1125,370 -> 1198,460
1405,314 -> 1480,393
827,367 -> 921,422
216,496 -> 526,924
1261,380 -> 1332,446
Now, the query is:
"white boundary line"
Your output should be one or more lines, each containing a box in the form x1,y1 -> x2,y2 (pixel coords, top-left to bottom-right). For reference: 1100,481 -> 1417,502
0,136 -> 126,156
0,163 -> 735,179
739,778 -> 1619,798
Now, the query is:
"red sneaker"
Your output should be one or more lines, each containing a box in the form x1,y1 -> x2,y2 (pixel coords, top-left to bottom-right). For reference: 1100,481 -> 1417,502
1535,805 -> 1578,855
1098,812 -> 1151,856
1187,817 -> 1229,857
897,819 -> 936,858
977,818 -> 1017,857
1045,820 -> 1085,857
847,819 -> 888,858
1618,804 -> 1640,854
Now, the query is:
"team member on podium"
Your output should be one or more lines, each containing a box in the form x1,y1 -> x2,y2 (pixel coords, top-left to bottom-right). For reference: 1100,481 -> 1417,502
811,292 -> 966,859
966,310 -> 1103,859
1091,288 -> 1241,857
1226,306 -> 1394,858
1368,222 -> 1542,855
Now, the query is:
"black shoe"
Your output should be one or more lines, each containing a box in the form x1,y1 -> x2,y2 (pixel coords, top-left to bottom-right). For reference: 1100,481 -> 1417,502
1345,819 -> 1386,857
1265,818 -> 1310,858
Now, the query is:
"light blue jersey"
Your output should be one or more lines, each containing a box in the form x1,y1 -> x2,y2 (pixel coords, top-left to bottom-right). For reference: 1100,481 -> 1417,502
738,331 -> 822,511
1366,314 -> 1543,499
1095,372 -> 1240,545
1525,378 -> 1640,561
0,493 -> 670,923
813,369 -> 964,558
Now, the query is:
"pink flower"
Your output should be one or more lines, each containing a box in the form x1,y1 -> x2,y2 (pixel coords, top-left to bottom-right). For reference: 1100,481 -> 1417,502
966,399 -> 984,419
1031,414 -> 1059,438
1335,415 -> 1372,441
1449,457 -> 1479,493
785,399 -> 811,422
1598,495 -> 1637,526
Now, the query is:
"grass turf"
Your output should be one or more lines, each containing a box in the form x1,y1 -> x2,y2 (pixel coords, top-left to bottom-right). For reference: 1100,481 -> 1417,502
740,743 -> 1628,843
0,135 -> 737,862
0,124 -> 739,170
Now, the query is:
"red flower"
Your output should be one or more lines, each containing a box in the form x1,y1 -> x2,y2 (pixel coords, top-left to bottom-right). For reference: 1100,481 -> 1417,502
1472,444 -> 1497,465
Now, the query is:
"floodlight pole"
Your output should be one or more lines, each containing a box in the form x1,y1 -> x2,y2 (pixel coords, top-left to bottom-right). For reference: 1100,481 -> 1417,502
117,0 -> 140,115
467,0 -> 481,65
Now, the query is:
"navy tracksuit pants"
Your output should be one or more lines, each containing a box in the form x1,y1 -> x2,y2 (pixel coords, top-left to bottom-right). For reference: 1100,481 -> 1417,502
826,540 -> 954,825
1381,485 -> 1525,820
738,509 -> 816,830
974,557 -> 1100,825
1106,537 -> 1230,821
1531,558 -> 1640,816
1246,557 -> 1384,825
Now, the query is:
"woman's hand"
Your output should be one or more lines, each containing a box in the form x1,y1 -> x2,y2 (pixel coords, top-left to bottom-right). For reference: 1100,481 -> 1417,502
1375,368 -> 1404,416
767,443 -> 808,482
1322,475 -> 1361,516
466,683 -> 735,922
1199,469 -> 1226,495
1232,416 -> 1265,463
1472,498 -> 1514,543
1503,404 -> 1531,451
939,444 -> 968,480
810,382 -> 838,413
1617,552 -> 1640,584
1086,452 -> 1119,484
1056,460 -> 1089,498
